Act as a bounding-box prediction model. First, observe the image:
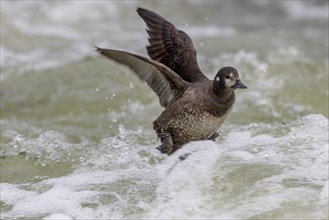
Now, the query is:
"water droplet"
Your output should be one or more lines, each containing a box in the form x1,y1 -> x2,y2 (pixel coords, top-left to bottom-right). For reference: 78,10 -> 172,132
199,42 -> 204,47
185,22 -> 189,26
95,88 -> 100,91
111,94 -> 116,99
129,82 -> 135,88
105,97 -> 109,100
112,115 -> 119,122
205,17 -> 209,20
119,124 -> 126,134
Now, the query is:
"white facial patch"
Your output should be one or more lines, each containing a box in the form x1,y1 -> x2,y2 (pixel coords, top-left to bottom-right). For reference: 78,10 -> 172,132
215,76 -> 220,82
225,72 -> 236,87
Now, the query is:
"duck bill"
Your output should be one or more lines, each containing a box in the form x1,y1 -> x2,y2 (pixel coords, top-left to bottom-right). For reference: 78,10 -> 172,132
232,80 -> 248,89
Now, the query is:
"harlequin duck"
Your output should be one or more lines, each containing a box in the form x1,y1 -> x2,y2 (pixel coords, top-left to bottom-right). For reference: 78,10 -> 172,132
96,7 -> 247,155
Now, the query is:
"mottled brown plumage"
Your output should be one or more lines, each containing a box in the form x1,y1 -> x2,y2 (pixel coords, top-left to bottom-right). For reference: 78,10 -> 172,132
96,8 -> 247,155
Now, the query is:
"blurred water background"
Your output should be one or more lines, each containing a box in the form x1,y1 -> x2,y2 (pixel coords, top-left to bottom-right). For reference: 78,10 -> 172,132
1,1 -> 328,219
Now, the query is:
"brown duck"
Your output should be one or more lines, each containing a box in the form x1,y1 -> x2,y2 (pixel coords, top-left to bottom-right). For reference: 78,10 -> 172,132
96,7 -> 247,155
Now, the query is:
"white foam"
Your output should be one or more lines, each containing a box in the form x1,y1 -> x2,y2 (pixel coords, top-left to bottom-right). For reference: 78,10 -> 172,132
0,1 -> 124,73
268,46 -> 310,64
184,25 -> 237,37
319,180 -> 329,200
145,114 -> 329,219
281,1 -> 329,20
1,114 -> 328,219
43,213 -> 73,220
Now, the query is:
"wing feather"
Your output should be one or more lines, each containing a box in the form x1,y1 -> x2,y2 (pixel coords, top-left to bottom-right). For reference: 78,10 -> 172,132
137,7 -> 208,82
95,47 -> 189,107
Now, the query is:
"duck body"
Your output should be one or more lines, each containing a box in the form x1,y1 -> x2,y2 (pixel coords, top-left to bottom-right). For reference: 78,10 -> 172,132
153,81 -> 235,153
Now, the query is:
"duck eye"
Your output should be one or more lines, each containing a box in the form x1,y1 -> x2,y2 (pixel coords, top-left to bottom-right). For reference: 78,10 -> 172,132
225,75 -> 230,79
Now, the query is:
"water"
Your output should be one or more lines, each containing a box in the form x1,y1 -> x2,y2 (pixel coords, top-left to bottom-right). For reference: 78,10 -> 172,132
1,1 -> 328,219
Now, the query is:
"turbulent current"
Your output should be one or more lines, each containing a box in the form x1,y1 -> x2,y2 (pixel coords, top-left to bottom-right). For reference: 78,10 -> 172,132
1,1 -> 328,219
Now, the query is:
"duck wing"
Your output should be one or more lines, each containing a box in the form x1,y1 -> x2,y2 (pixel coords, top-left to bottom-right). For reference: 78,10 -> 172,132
96,47 -> 190,107
137,7 -> 208,83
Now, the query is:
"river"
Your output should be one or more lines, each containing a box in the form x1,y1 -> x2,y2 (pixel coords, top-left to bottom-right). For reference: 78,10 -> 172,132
1,1 -> 328,219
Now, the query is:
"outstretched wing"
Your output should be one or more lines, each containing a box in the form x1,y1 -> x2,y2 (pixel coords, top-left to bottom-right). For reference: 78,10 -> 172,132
95,47 -> 190,107
137,7 -> 208,83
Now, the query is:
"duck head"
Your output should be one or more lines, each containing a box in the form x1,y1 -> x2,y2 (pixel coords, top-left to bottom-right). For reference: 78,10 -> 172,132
212,66 -> 247,95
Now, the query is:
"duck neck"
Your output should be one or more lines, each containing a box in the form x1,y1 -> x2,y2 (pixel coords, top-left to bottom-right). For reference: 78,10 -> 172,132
212,86 -> 235,104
